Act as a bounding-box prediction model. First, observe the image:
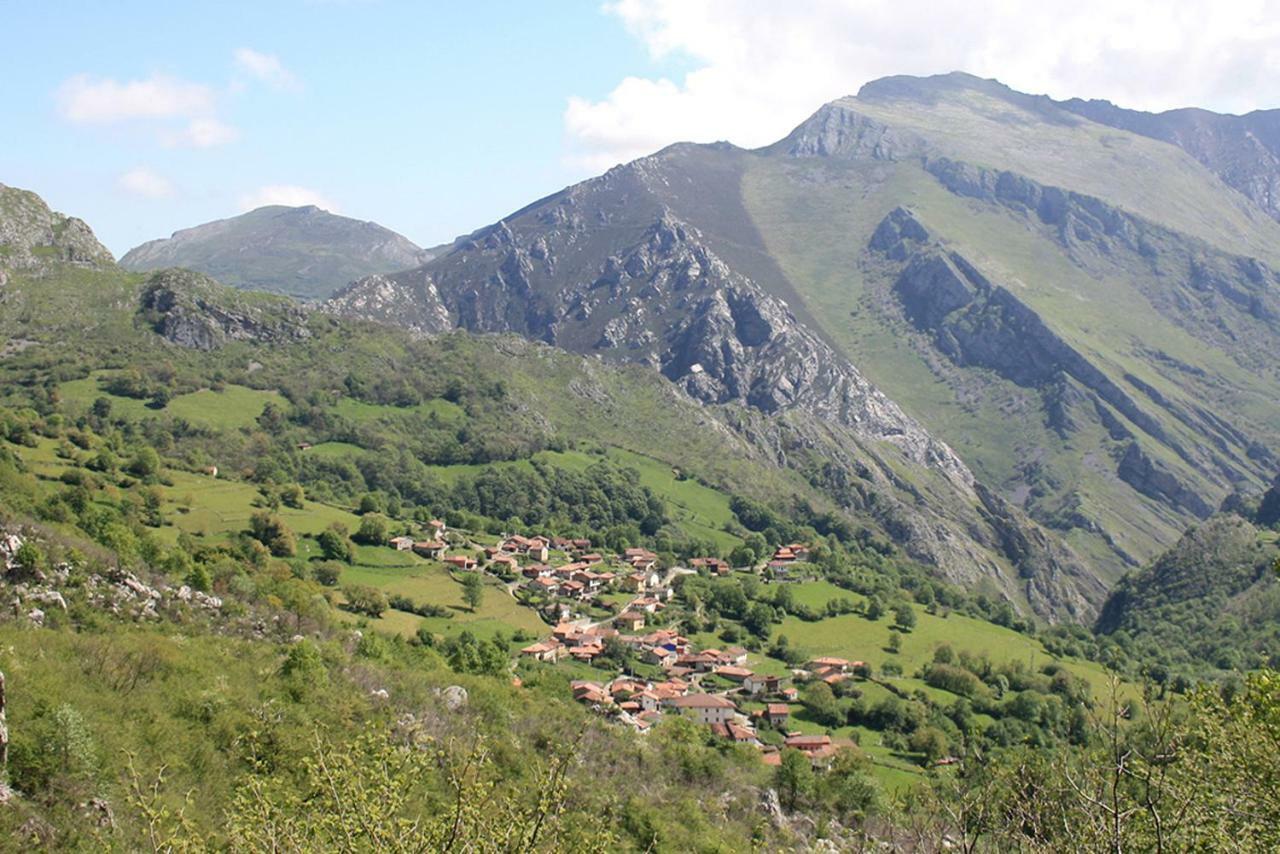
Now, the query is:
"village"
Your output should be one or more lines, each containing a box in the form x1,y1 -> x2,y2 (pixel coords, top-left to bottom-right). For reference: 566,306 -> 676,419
388,520 -> 861,767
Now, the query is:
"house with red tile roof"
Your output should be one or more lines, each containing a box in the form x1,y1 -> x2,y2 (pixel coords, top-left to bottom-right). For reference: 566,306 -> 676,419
668,693 -> 736,725
413,540 -> 448,559
764,703 -> 791,726
744,673 -> 782,696
710,722 -> 759,744
713,665 -> 754,683
442,554 -> 477,571
616,611 -> 646,632
520,640 -> 564,663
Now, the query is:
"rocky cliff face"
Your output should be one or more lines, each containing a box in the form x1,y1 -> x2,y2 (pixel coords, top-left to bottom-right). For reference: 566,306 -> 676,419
328,154 -> 1107,619
871,202 -> 1234,528
0,183 -> 114,278
138,269 -> 311,350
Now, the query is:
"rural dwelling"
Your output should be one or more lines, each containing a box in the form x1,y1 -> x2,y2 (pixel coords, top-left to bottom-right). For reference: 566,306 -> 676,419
442,555 -> 477,571
645,646 -> 677,667
691,557 -> 730,575
529,577 -> 558,594
785,734 -> 832,753
389,535 -> 415,551
413,540 -> 448,559
744,673 -> 781,696
764,703 -> 791,726
669,693 -> 737,725
491,553 -> 519,572
710,722 -> 759,745
428,519 -> 446,535
520,640 -> 563,662
616,611 -> 646,631
713,665 -> 753,684
808,657 -> 850,674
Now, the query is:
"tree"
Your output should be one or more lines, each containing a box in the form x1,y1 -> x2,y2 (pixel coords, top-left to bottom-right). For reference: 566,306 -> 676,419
865,595 -> 884,621
313,561 -> 342,587
743,601 -> 775,638
317,524 -> 354,563
343,584 -> 388,618
461,572 -> 484,612
353,514 -> 388,546
127,446 -> 162,480
893,604 -> 917,633
775,748 -> 815,811
248,512 -> 296,557
280,483 -> 305,509
802,682 -> 843,728
909,726 -> 949,763
886,632 -> 902,654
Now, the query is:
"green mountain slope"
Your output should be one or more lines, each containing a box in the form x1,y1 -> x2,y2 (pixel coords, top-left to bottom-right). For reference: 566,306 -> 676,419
120,205 -> 432,300
1096,514 -> 1280,675
327,73 -> 1280,616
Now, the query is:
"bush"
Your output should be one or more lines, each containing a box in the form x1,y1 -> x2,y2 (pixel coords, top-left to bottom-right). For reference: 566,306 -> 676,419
343,584 -> 388,618
353,514 -> 388,546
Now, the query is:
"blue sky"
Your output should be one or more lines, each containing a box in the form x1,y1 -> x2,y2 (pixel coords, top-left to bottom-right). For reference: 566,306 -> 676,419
6,1 -> 1276,256
2,0 -> 671,254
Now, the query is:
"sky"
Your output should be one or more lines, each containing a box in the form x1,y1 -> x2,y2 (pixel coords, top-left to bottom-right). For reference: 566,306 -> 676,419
6,0 -> 1280,256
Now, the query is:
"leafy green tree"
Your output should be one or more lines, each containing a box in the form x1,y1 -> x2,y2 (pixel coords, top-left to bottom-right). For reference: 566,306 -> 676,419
352,513 -> 388,546
893,604 -> 917,632
280,483 -> 305,509
743,601 -> 775,638
127,446 -> 162,480
802,682 -> 843,728
909,726 -> 949,763
865,595 -> 884,621
248,511 -> 296,557
461,572 -> 484,612
313,561 -> 342,587
775,748 -> 814,811
316,524 -> 354,563
343,584 -> 388,618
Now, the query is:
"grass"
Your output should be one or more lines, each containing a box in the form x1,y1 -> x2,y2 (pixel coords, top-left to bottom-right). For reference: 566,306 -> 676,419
331,396 -> 464,424
59,372 -> 284,432
339,562 -> 545,639
772,600 -> 1126,703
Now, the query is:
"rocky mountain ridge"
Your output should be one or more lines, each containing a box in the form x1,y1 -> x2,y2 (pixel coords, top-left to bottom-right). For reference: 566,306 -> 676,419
0,183 -> 114,282
324,74 -> 1280,618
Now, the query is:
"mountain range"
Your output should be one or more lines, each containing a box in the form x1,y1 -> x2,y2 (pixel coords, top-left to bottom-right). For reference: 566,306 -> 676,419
313,72 -> 1280,620
10,71 -> 1280,625
120,204 -> 434,300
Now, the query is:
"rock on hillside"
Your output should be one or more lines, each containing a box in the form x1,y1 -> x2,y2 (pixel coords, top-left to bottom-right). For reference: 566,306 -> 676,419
122,205 -> 433,300
138,268 -> 311,350
0,183 -> 114,279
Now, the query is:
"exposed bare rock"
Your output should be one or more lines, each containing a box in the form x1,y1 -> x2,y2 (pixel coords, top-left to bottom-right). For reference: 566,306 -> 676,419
138,268 -> 311,350
0,183 -> 114,274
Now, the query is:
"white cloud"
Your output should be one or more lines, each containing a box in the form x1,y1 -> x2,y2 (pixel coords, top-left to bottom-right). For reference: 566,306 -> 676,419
239,185 -> 339,212
57,73 -> 216,123
566,0 -> 1280,171
117,167 -> 174,199
163,117 -> 240,148
233,48 -> 299,91
56,72 -> 240,148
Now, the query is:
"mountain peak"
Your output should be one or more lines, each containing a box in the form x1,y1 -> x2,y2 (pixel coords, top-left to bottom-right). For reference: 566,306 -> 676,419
0,182 -> 115,277
121,206 -> 433,300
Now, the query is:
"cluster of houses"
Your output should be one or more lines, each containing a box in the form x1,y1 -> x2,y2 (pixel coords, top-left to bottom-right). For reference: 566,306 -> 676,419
767,542 -> 811,574
522,618 -> 857,766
